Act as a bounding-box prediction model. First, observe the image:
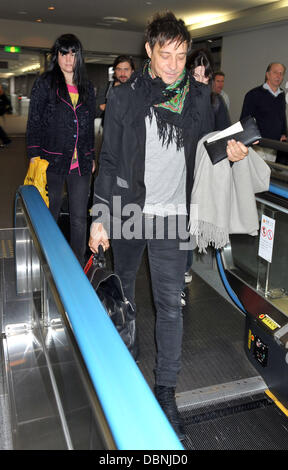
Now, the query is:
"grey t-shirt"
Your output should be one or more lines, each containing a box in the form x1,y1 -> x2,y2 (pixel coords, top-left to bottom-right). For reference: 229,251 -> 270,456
143,111 -> 187,216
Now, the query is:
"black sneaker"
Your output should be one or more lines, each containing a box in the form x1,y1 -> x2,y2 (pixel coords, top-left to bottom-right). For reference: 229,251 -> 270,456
154,385 -> 186,441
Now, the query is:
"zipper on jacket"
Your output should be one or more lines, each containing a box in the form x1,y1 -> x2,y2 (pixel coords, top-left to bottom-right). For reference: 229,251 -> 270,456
57,88 -> 83,176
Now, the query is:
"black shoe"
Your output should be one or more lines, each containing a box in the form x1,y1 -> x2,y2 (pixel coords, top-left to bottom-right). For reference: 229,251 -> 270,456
154,385 -> 186,441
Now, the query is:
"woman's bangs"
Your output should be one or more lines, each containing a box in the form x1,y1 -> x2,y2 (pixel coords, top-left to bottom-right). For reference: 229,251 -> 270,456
59,44 -> 78,55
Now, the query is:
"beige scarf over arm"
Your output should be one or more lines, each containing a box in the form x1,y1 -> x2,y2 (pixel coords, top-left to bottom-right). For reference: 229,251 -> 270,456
190,133 -> 271,253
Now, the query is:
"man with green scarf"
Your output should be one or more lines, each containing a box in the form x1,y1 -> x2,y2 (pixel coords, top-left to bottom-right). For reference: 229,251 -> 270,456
89,11 -> 248,441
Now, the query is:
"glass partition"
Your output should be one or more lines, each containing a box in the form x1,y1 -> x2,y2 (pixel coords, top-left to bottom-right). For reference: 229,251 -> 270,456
223,193 -> 288,317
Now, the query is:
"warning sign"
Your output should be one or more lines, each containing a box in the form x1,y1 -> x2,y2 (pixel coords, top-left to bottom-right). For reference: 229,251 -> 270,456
259,314 -> 280,331
258,215 -> 275,263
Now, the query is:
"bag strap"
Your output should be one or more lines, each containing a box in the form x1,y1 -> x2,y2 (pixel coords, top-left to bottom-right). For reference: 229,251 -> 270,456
84,245 -> 106,274
84,254 -> 94,274
93,244 -> 106,268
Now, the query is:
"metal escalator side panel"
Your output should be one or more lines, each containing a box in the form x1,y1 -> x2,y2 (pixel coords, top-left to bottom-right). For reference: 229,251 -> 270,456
13,185 -> 184,450
245,315 -> 288,411
217,232 -> 288,414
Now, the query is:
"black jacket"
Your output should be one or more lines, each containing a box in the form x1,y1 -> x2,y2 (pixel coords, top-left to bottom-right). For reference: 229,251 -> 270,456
0,92 -> 12,116
92,71 -> 214,226
211,92 -> 231,131
240,85 -> 287,140
26,74 -> 96,175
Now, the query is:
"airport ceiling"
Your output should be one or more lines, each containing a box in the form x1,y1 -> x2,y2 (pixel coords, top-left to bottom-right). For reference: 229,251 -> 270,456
0,0 -> 287,33
1,0 -> 288,77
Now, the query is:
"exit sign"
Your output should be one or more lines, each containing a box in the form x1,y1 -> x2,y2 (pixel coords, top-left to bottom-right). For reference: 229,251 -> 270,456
4,46 -> 21,53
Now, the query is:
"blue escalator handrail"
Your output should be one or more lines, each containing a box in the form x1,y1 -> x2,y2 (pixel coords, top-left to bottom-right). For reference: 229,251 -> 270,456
16,185 -> 183,450
269,183 -> 288,200
215,250 -> 246,313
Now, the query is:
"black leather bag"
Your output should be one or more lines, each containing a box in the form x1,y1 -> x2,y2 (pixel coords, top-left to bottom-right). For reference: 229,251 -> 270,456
84,247 -> 137,358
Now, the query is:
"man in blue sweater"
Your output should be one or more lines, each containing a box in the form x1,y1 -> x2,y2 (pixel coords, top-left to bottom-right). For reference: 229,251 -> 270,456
240,62 -> 287,161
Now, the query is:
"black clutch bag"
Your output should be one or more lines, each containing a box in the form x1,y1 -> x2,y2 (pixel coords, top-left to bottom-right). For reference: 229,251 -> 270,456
204,116 -> 261,165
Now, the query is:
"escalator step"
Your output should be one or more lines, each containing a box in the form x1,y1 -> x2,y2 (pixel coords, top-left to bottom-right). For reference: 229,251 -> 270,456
181,394 -> 288,450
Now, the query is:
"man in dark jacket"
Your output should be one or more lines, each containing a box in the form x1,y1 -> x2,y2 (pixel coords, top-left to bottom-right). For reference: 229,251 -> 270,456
240,62 -> 287,162
96,55 -> 135,122
89,11 -> 248,441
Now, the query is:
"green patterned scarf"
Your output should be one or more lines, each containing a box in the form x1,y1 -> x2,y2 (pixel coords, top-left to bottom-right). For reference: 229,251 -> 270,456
143,60 -> 191,149
147,63 -> 190,114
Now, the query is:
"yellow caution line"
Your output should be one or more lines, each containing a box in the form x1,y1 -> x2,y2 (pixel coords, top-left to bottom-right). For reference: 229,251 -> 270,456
265,389 -> 288,417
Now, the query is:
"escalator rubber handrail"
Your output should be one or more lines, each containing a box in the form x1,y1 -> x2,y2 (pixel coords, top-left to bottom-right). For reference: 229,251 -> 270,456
216,250 -> 246,313
16,185 -> 183,450
258,138 -> 288,153
269,183 -> 288,200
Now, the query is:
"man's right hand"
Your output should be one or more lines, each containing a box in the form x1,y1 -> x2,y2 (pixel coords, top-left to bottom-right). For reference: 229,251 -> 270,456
89,222 -> 110,253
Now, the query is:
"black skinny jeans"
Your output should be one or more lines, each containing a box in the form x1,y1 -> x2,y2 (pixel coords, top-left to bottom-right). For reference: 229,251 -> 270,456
47,171 -> 91,266
111,214 -> 189,387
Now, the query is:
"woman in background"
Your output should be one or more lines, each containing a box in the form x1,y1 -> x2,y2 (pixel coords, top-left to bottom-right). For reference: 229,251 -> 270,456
26,34 -> 96,266
188,48 -> 231,130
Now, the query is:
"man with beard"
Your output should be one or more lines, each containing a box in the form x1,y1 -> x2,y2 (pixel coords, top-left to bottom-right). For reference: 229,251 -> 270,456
96,55 -> 135,123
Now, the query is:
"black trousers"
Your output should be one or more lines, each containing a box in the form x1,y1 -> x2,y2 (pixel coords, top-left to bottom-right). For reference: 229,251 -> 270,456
46,171 -> 91,266
111,214 -> 189,387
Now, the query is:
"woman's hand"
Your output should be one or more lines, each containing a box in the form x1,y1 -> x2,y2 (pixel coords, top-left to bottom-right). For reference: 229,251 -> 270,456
193,65 -> 209,85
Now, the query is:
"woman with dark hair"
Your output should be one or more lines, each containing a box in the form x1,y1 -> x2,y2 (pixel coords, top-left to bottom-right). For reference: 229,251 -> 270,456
188,48 -> 231,131
187,48 -> 213,84
26,34 -> 96,266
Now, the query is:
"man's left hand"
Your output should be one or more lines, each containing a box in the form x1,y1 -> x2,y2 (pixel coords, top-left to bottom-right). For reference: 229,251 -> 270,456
226,139 -> 248,162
